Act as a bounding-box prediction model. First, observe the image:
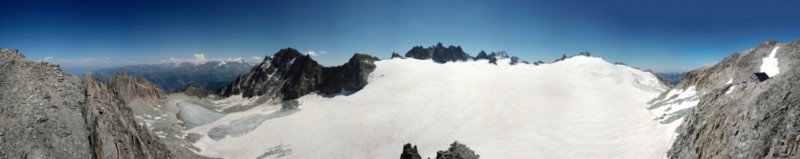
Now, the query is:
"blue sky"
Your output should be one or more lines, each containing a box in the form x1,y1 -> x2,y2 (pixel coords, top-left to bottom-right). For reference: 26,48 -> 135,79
1,0 -> 799,74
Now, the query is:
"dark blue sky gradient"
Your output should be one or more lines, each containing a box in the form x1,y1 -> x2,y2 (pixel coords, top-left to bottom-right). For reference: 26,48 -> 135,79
1,0 -> 799,73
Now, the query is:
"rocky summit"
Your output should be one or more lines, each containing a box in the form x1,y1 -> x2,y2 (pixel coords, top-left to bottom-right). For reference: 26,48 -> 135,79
403,43 -> 529,65
473,50 -> 528,65
0,49 -> 200,159
663,41 -> 800,158
218,48 -> 380,100
404,42 -> 472,63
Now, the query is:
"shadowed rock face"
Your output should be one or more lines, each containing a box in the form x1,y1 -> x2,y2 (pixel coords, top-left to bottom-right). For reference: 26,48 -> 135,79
391,52 -> 404,59
400,143 -> 422,159
218,48 -> 379,100
0,49 -> 198,158
667,41 -> 800,158
405,42 -> 471,63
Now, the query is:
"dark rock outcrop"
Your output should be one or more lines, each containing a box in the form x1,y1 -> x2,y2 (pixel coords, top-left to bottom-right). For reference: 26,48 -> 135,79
509,56 -> 527,65
577,51 -> 591,57
666,41 -> 800,158
400,143 -> 422,159
218,48 -> 379,100
474,50 -> 490,60
399,141 -> 479,159
401,44 -> 530,65
436,142 -> 480,159
474,51 -> 508,64
391,52 -> 405,59
0,49 -> 198,158
472,50 -> 527,65
551,52 -> 591,63
553,54 -> 568,62
404,42 -> 471,63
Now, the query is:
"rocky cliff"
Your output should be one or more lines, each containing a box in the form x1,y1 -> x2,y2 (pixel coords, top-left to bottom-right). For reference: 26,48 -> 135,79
404,42 -> 471,63
663,41 -> 800,158
82,74 -> 175,158
218,48 -> 380,100
0,48 -> 198,158
107,72 -> 166,103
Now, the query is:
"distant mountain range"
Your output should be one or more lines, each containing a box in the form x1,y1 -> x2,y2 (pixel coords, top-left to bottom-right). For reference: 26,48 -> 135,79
91,60 -> 254,92
654,72 -> 686,85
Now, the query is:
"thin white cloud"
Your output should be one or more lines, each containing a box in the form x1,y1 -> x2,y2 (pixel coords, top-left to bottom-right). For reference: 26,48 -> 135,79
42,56 -> 53,61
194,54 -> 206,62
306,51 -> 319,57
305,50 -> 327,57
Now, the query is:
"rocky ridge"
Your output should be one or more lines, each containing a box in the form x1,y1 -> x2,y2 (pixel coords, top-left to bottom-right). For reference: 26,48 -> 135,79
403,43 -> 529,65
0,48 -> 200,158
662,41 -> 800,158
404,42 -> 471,63
400,142 -> 480,159
218,48 -> 380,100
473,50 -> 529,65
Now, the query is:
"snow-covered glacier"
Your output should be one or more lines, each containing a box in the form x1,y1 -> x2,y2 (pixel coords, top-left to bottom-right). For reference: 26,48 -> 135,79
182,56 -> 675,158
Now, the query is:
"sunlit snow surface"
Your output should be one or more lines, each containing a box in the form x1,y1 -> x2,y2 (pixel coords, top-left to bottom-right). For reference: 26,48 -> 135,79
761,46 -> 780,77
186,56 -> 674,158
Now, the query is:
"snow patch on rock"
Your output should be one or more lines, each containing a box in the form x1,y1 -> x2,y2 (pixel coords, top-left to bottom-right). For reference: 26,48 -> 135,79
760,46 -> 780,77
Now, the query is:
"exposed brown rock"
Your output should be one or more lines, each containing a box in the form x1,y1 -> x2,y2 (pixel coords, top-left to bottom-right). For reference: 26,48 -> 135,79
667,41 -> 800,158
0,48 -> 202,158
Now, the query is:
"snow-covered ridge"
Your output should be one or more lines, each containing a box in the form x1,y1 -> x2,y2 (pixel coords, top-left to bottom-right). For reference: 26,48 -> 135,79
182,55 -> 673,158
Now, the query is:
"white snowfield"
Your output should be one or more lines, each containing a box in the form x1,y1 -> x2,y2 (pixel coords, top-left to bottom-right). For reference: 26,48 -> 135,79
185,56 -> 676,159
761,46 -> 780,77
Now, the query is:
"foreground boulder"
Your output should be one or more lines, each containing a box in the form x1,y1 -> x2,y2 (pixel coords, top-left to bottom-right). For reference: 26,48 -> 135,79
400,141 -> 479,159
